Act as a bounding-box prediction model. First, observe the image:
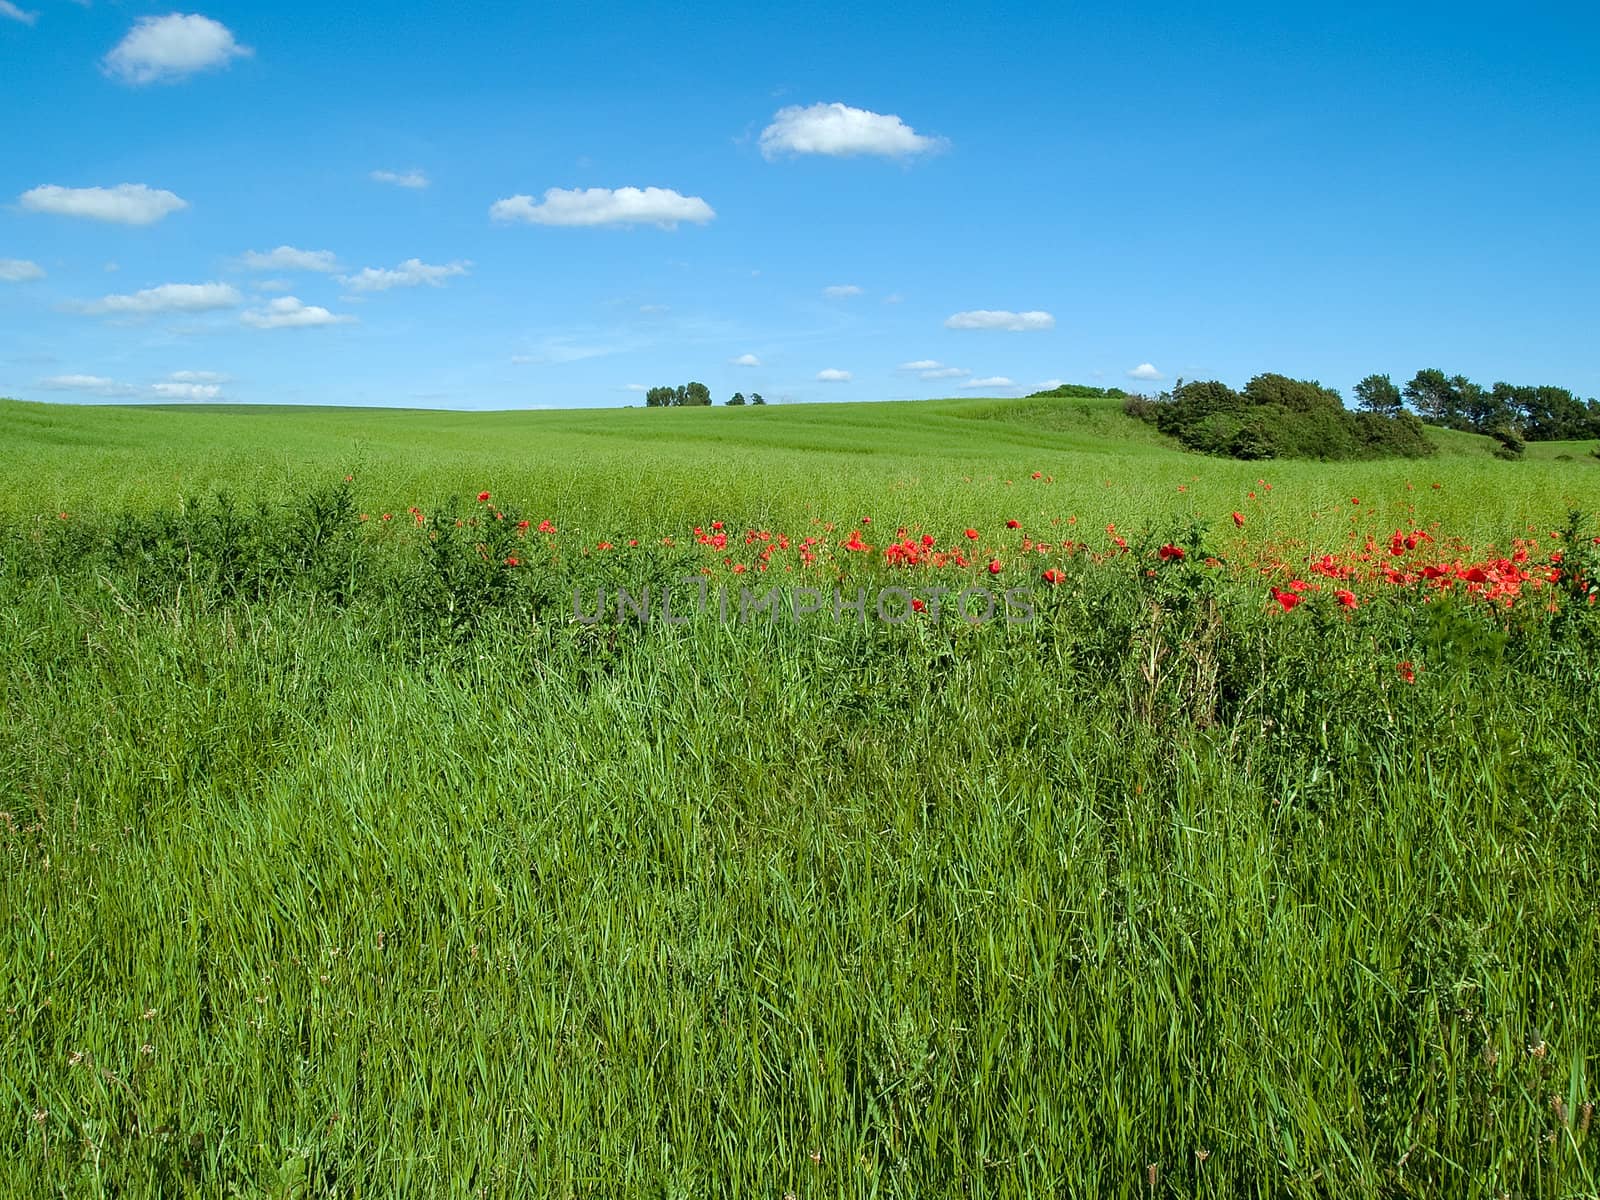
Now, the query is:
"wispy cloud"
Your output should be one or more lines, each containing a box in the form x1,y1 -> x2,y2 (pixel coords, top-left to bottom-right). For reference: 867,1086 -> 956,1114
20,183 -> 187,225
944,309 -> 1055,332
961,376 -> 1015,389
0,1 -> 38,27
83,281 -> 241,316
0,258 -> 45,283
371,169 -> 429,189
822,284 -> 863,298
237,246 -> 339,272
898,359 -> 970,381
241,296 -> 355,329
490,186 -> 715,228
340,258 -> 470,292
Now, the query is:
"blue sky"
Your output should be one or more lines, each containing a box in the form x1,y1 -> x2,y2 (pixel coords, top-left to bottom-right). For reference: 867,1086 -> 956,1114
2,0 -> 1597,409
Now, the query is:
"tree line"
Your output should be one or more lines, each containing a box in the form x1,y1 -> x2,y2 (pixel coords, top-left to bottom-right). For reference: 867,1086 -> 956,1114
1353,370 -> 1600,442
643,383 -> 767,407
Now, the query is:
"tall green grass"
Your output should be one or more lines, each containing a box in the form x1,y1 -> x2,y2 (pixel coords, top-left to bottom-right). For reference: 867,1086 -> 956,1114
2,396 -> 1597,1196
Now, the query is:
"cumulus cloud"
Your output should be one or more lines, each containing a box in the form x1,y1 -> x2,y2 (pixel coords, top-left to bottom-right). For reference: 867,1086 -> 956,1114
490,186 -> 715,228
84,281 -> 241,316
816,368 -> 852,383
961,377 -> 1015,389
40,374 -> 139,397
168,370 -> 229,384
241,296 -> 355,329
340,258 -> 470,292
944,309 -> 1055,332
822,284 -> 862,298
238,246 -> 339,272
20,183 -> 187,225
1126,362 -> 1165,381
759,102 -> 947,160
730,353 -> 761,367
0,258 -> 45,283
103,13 -> 252,85
0,1 -> 38,26
371,169 -> 429,189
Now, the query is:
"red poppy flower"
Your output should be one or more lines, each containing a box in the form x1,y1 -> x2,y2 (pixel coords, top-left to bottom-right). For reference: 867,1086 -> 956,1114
1042,568 -> 1064,584
987,559 -> 1002,575
1006,519 -> 1021,529
477,491 -> 491,503
1031,471 -> 1042,479
911,598 -> 927,613
964,528 -> 979,540
1335,589 -> 1358,609
921,533 -> 936,548
1231,511 -> 1245,527
504,555 -> 520,567
711,520 -> 724,531
1159,544 -> 1185,561
1269,586 -> 1301,612
1396,660 -> 1415,684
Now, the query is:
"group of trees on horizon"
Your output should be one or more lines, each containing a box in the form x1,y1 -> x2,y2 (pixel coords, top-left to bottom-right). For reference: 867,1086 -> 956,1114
1352,369 -> 1600,443
643,383 -> 766,407
1125,374 -> 1438,461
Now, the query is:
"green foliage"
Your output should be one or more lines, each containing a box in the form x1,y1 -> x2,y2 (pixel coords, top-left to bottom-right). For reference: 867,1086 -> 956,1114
1024,382 -> 1128,399
1128,375 -> 1436,461
1353,373 -> 1403,415
1402,369 -> 1600,441
726,391 -> 746,406
749,391 -> 766,405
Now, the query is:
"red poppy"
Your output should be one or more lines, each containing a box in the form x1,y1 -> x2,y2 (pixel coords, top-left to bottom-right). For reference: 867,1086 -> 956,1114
1006,519 -> 1021,529
1231,511 -> 1245,527
711,520 -> 724,531
1031,471 -> 1042,479
477,491 -> 491,503
964,528 -> 979,540
1335,589 -> 1358,609
1159,544 -> 1185,561
1269,586 -> 1301,612
987,559 -> 1003,575
504,555 -> 519,567
921,533 -> 936,548
1042,568 -> 1064,584
911,598 -> 927,613
1396,660 -> 1416,684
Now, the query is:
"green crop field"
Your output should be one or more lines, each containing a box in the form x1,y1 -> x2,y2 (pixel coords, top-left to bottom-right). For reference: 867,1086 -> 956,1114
2,394 -> 1598,1198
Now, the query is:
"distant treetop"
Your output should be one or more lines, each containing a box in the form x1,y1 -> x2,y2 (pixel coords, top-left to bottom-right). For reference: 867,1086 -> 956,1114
1025,383 -> 1129,400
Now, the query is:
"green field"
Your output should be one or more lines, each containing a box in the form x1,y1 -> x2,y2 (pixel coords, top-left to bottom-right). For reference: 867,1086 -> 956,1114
3,394 -> 1598,1197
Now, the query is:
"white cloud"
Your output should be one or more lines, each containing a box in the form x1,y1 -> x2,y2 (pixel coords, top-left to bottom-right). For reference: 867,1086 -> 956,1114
20,183 -> 187,225
254,278 -> 292,293
822,284 -> 862,298
340,258 -> 470,292
241,296 -> 355,329
490,186 -> 715,228
371,169 -> 429,189
0,1 -> 38,27
899,359 -> 943,371
103,13 -> 251,85
150,382 -> 221,401
1036,379 -> 1066,391
920,366 -> 970,380
168,370 -> 229,384
0,258 -> 45,283
623,383 -> 647,391
816,368 -> 852,383
85,281 -> 241,316
1126,362 -> 1165,381
40,374 -> 138,397
730,353 -> 761,367
238,246 -> 339,272
759,102 -> 947,160
962,376 -> 1015,389
944,310 -> 1055,332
